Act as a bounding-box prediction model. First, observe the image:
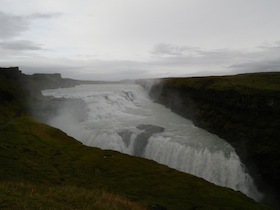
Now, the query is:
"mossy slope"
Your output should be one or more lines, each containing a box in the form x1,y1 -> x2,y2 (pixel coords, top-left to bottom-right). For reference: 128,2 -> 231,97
0,116 -> 269,210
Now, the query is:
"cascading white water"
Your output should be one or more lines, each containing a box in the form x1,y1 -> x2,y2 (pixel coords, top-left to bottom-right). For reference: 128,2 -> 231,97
42,83 -> 262,201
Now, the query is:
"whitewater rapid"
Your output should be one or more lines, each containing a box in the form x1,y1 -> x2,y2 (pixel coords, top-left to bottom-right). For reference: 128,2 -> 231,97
42,83 -> 262,200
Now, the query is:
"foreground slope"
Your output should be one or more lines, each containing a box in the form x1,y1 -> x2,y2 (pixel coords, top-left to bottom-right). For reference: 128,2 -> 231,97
0,67 -> 270,209
0,116 -> 269,210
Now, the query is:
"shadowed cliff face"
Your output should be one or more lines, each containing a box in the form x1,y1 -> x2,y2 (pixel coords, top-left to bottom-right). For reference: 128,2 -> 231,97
149,72 -> 280,207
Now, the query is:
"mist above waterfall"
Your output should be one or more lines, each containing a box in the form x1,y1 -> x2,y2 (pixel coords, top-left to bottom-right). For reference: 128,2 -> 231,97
42,83 -> 262,201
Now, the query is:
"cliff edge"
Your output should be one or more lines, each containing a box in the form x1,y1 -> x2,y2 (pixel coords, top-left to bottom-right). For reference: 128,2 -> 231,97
149,72 -> 280,206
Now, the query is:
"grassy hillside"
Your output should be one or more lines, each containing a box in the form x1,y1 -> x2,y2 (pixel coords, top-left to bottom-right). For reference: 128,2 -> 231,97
0,68 -> 271,209
162,72 -> 280,92
0,182 -> 145,210
0,115 -> 269,210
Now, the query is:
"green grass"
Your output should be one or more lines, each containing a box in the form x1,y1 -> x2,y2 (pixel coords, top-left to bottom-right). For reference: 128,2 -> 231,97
162,72 -> 280,93
0,115 -> 270,209
0,181 -> 146,210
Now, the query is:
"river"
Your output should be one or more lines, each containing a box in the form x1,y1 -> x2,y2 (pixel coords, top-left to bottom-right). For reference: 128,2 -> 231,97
42,83 -> 262,201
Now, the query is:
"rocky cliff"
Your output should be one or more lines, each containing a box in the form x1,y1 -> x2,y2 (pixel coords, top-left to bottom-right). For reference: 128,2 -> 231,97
0,67 -> 90,127
149,72 -> 280,206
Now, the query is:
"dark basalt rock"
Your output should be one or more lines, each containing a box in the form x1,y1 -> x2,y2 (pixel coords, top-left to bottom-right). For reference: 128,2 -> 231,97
118,130 -> 133,147
136,124 -> 165,133
117,124 -> 165,157
0,67 -> 21,79
133,124 -> 164,157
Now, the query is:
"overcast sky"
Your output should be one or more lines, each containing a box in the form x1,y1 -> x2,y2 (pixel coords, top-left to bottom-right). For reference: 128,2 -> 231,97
0,0 -> 279,80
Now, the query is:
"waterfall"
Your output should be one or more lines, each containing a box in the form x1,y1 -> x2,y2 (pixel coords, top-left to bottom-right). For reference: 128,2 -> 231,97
42,83 -> 262,201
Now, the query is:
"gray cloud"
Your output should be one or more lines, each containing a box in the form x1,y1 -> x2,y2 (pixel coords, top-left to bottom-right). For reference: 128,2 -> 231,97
229,59 -> 280,73
0,12 -> 29,39
0,11 -> 61,39
152,43 -> 200,57
151,42 -> 280,74
151,44 -> 243,67
25,12 -> 61,19
152,43 -> 247,63
228,42 -> 280,73
0,40 -> 43,50
1,41 -> 279,81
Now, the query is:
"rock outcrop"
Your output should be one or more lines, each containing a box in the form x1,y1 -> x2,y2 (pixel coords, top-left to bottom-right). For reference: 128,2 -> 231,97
118,124 -> 165,156
134,124 -> 164,156
0,67 -> 25,109
0,67 -> 21,79
1,67 -> 88,123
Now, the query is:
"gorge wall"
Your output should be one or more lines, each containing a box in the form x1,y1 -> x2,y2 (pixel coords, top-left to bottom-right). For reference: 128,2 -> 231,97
149,72 -> 280,205
1,67 -> 278,208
